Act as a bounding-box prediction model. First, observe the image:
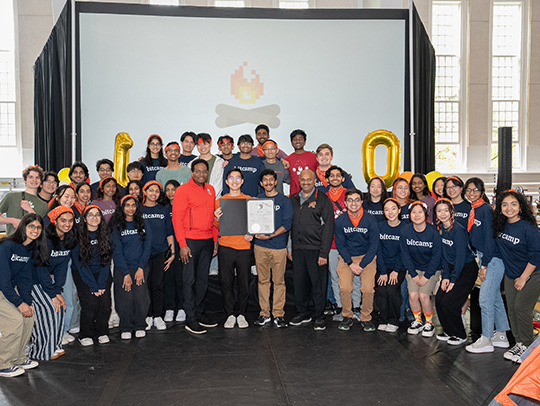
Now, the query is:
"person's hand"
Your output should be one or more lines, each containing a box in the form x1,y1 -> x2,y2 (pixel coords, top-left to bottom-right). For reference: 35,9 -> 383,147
388,271 -> 398,285
281,159 -> 290,169
163,255 -> 175,271
514,275 -> 528,291
417,275 -> 428,287
213,242 -> 219,257
318,257 -> 328,266
18,303 -> 34,318
10,218 -> 21,228
222,160 -> 229,169
214,207 -> 223,220
287,251 -> 292,261
255,234 -> 270,240
244,234 -> 253,242
180,246 -> 192,264
134,268 -> 145,286
51,296 -> 62,313
446,282 -> 455,292
123,274 -> 133,292
378,274 -> 388,286
479,266 -> 487,282
20,200 -> 35,213
350,263 -> 363,275
57,294 -> 66,310
440,279 -> 450,292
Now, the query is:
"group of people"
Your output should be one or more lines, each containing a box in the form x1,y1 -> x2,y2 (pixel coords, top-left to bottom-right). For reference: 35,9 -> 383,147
1,125 -> 539,379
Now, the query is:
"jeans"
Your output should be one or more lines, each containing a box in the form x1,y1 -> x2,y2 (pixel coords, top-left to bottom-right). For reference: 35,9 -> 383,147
63,260 -> 81,334
477,251 -> 510,338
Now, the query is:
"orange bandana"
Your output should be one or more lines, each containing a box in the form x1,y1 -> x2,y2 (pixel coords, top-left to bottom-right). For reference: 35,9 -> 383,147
316,168 -> 329,188
348,206 -> 364,227
47,206 -> 74,224
328,186 -> 345,202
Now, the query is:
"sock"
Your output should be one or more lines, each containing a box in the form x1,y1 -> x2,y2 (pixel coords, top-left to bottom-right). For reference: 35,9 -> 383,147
424,311 -> 433,325
413,310 -> 422,323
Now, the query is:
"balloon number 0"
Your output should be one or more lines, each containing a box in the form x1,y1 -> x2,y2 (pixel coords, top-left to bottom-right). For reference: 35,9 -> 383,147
362,130 -> 401,188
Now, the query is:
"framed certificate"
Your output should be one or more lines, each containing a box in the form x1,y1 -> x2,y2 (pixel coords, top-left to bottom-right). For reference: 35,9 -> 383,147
218,198 -> 275,236
247,199 -> 275,235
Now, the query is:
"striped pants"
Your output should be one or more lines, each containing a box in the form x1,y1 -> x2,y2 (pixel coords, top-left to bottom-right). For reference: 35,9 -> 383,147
29,285 -> 64,361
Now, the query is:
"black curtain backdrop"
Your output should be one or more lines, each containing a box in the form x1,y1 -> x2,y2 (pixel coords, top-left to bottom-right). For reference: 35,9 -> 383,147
412,4 -> 436,174
34,1 -> 71,172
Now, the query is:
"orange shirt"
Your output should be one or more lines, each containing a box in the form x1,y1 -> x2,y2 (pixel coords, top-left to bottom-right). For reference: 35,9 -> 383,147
215,193 -> 252,251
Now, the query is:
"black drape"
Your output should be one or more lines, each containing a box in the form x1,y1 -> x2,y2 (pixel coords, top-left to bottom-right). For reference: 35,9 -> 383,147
34,1 -> 72,172
411,4 -> 436,174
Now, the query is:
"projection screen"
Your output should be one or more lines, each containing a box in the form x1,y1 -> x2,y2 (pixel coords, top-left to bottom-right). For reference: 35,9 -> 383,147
78,5 -> 408,189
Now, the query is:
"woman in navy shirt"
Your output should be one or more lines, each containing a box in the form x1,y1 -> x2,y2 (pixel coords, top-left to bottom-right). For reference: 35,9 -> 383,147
363,176 -> 388,222
444,176 -> 471,230
392,177 -> 411,223
431,176 -> 446,199
433,199 -> 478,346
493,190 -> 540,363
141,134 -> 168,184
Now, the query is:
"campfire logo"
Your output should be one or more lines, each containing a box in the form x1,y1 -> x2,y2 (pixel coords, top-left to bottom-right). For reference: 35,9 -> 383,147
215,62 -> 280,128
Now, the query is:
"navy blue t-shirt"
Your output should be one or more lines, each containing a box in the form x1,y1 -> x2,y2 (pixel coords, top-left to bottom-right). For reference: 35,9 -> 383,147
439,222 -> 476,282
113,220 -> 153,276
33,238 -> 73,298
142,204 -> 174,256
453,200 -> 471,230
363,200 -> 385,222
0,240 -> 33,306
254,192 -> 293,250
377,221 -> 404,274
141,158 -> 167,184
223,155 -> 265,197
400,222 -> 442,278
496,219 -> 540,279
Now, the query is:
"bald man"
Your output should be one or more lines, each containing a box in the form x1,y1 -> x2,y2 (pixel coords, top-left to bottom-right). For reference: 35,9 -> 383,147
289,169 -> 334,330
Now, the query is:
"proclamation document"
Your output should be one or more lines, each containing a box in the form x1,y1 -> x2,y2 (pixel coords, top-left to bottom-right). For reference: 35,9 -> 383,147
247,199 -> 274,235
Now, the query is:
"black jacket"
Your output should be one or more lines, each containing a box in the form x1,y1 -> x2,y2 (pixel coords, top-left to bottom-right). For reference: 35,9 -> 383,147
290,188 -> 334,259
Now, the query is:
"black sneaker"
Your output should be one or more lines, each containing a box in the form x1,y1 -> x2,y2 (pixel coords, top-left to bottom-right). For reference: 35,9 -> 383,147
290,314 -> 312,326
254,315 -> 272,326
338,317 -> 353,331
273,317 -> 288,328
198,315 -> 218,328
314,318 -> 326,331
185,320 -> 207,334
324,301 -> 337,316
361,320 -> 376,332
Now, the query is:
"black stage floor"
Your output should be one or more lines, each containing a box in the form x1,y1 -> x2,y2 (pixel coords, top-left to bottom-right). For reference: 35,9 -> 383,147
0,313 -> 518,406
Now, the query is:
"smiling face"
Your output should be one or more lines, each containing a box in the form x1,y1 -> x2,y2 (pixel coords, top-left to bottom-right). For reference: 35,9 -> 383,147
148,138 -> 162,156
85,208 -> 101,230
71,166 -> 87,184
239,140 -> 253,155
299,170 -> 315,195
59,188 -> 76,208
446,181 -> 462,200
166,144 -> 180,162
256,128 -> 269,145
128,183 -> 141,198
383,201 -> 400,222
225,170 -> 244,193
394,180 -> 410,201
327,169 -> 344,188
219,141 -> 234,156
192,163 -> 209,186
98,163 -> 113,180
145,184 -> 161,203
410,204 -> 427,225
25,170 -> 42,190
55,212 -> 74,237
435,203 -> 451,225
262,143 -> 278,160
411,177 -> 425,195
165,184 -> 176,202
501,195 -> 520,223
465,182 -> 482,203
77,184 -> 92,205
197,141 -> 211,156
345,193 -> 362,214
433,179 -> 445,197
25,220 -> 42,243
103,180 -> 117,199
181,135 -> 195,155
291,134 -> 306,151
42,175 -> 58,195
316,148 -> 333,168
260,174 -> 277,194
123,199 -> 137,221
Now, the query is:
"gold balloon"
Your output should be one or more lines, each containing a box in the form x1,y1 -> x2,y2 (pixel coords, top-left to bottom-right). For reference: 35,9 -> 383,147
57,167 -> 71,183
114,132 -> 134,188
362,130 -> 401,188
425,171 -> 444,191
399,171 -> 414,183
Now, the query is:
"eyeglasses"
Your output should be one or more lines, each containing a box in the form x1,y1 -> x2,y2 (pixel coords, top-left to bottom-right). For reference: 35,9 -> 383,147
446,185 -> 459,190
466,188 -> 480,193
167,149 -> 180,154
228,176 -> 242,182
27,224 -> 42,231
87,214 -> 100,219
346,198 -> 361,203
263,147 -> 277,152
149,142 -> 161,147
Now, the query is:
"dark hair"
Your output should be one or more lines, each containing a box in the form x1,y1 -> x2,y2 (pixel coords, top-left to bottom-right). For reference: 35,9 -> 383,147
431,176 -> 447,199
260,168 -> 277,182
237,134 -> 254,145
382,198 -> 402,221
225,168 -> 244,180
409,173 -> 430,200
433,199 -> 455,232
255,124 -> 269,134
325,165 -> 344,179
197,133 -> 212,143
218,135 -> 234,145
78,207 -> 112,266
464,177 -> 490,204
164,179 -> 180,205
191,159 -> 209,172
142,182 -> 166,206
49,185 -> 76,210
22,165 -> 44,182
46,212 -> 77,251
96,159 -> 114,173
443,176 -> 466,200
96,177 -> 121,204
144,135 -> 168,167
344,188 -> 363,200
0,213 -> 49,267
181,131 -> 196,143
110,196 -> 146,242
69,161 -> 89,181
76,182 -> 91,195
127,161 -> 144,173
408,201 -> 429,221
42,171 -> 59,185
493,190 -> 537,238
290,129 -> 307,142
365,177 -> 389,203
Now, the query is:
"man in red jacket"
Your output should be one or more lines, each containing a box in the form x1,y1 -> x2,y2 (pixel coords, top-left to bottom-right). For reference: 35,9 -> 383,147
172,159 -> 219,334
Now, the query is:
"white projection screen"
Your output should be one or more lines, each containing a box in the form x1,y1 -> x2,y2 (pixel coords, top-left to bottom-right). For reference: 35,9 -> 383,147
77,5 -> 409,189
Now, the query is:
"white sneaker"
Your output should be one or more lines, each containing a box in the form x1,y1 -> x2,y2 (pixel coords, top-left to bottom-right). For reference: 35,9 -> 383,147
176,309 -> 186,322
224,315 -> 236,329
69,327 -> 80,334
237,315 -> 249,329
0,366 -> 25,377
121,332 -> 132,340
386,324 -> 399,333
145,317 -> 153,331
62,333 -> 75,345
153,317 -> 167,331
250,265 -> 258,276
407,321 -> 424,335
421,322 -> 435,337
79,337 -> 93,347
135,330 -> 146,338
97,335 -> 110,344
448,336 -> 467,346
377,324 -> 388,332
164,310 -> 174,322
504,342 -> 527,362
108,312 -> 120,328
492,331 -> 510,348
465,335 -> 494,353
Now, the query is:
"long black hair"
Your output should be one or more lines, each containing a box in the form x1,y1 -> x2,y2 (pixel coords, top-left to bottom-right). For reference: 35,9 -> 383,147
164,179 -> 180,206
493,190 -> 537,238
143,134 -> 168,167
464,177 -> 490,205
365,176 -> 389,203
0,213 -> 49,267
78,207 -> 112,266
95,177 -> 121,205
431,176 -> 447,199
433,198 -> 455,233
409,173 -> 430,200
49,185 -> 76,210
126,180 -> 143,202
46,212 -> 77,251
443,176 -> 466,200
110,196 -> 146,241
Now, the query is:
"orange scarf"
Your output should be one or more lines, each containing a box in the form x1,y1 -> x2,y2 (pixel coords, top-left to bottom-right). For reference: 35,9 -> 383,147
468,198 -> 484,232
256,145 -> 265,157
328,186 -> 345,202
73,200 -> 86,215
348,206 -> 364,227
316,168 -> 329,188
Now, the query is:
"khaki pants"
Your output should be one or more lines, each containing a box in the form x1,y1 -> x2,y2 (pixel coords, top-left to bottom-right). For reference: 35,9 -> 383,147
337,254 -> 377,321
0,291 -> 34,369
254,245 -> 287,318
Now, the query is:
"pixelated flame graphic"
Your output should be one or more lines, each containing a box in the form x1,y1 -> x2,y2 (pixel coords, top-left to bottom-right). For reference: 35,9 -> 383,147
231,62 -> 264,104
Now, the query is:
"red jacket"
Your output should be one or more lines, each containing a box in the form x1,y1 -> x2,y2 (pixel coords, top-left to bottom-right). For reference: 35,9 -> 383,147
172,178 -> 218,247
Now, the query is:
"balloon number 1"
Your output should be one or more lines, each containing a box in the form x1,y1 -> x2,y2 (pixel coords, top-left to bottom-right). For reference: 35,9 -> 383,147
114,132 -> 134,188
362,130 -> 401,188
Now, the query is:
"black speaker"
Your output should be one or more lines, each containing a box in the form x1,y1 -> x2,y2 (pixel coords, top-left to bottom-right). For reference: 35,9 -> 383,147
495,127 -> 512,196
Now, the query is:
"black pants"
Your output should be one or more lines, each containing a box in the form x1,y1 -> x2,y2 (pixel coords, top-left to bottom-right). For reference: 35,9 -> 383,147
375,269 -> 406,326
218,245 -> 252,316
164,256 -> 184,311
435,260 -> 479,338
147,251 -> 166,317
182,238 -> 214,322
114,266 -> 150,333
72,268 -> 112,339
292,249 -> 328,320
